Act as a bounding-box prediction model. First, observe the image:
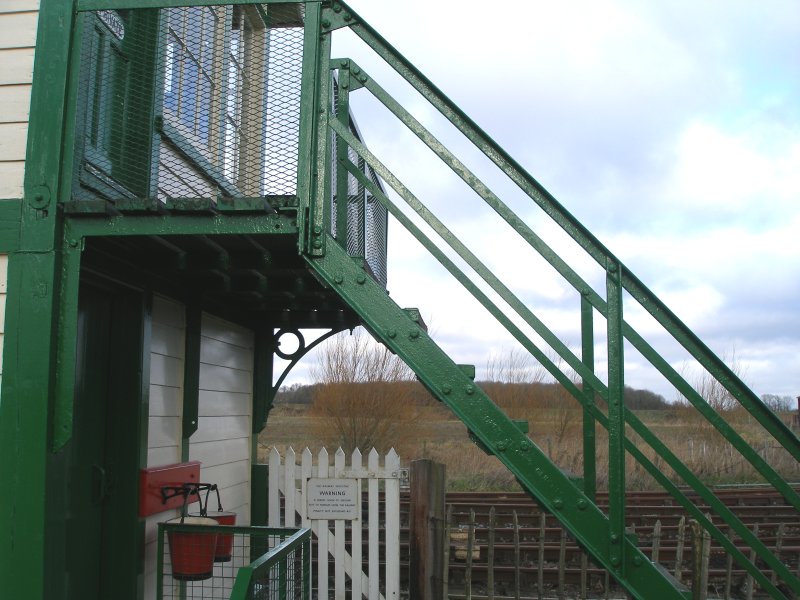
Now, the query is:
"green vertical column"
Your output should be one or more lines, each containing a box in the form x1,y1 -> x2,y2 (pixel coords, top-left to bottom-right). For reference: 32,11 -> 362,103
606,260 -> 626,573
580,293 -> 596,502
309,29 -> 333,256
334,66 -> 351,248
295,1 -> 323,254
0,0 -> 77,597
251,327 -> 274,527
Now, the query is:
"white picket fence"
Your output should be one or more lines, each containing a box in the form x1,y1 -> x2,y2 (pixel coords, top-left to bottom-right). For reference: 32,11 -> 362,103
268,447 -> 401,600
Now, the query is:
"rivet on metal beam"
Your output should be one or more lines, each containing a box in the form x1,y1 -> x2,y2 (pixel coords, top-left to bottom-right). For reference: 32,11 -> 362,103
465,384 -> 474,395
442,384 -> 452,395
577,499 -> 588,510
409,329 -> 419,339
386,328 -> 396,339
553,498 -> 564,509
333,274 -> 343,284
356,273 -> 366,284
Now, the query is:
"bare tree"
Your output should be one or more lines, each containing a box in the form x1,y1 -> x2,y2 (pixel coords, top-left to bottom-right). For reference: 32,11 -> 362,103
680,348 -> 748,412
309,328 -> 417,454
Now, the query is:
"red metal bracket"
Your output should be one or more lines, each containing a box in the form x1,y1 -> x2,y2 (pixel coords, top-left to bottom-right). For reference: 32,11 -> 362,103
138,461 -> 201,517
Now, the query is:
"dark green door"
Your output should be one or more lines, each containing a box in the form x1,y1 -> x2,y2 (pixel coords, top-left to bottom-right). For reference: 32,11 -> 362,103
66,281 -> 146,600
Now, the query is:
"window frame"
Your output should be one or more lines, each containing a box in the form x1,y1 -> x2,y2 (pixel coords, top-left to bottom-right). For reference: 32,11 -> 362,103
159,4 -> 269,198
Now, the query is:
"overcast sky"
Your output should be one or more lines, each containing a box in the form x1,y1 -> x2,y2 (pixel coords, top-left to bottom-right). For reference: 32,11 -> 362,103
280,0 -> 800,401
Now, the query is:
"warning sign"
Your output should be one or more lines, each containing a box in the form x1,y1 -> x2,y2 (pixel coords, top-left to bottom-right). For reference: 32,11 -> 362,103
306,478 -> 359,520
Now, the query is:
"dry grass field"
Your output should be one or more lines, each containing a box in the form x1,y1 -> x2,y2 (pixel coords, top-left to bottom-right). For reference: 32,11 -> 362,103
259,401 -> 800,491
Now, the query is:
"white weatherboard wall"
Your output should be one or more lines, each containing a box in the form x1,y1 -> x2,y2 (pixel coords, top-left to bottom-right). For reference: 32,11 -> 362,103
0,1 -> 38,198
144,296 -> 255,600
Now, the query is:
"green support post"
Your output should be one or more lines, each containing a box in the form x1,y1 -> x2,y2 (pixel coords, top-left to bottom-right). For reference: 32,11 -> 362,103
334,66 -> 351,247
0,0 -> 78,597
606,260 -> 626,573
581,294 -> 596,502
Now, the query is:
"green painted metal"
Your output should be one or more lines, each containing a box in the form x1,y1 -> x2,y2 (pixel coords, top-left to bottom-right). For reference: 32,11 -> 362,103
580,296 -> 596,502
309,31 -> 333,256
305,235 -> 690,600
64,212 -> 298,238
334,143 -> 800,596
227,528 -> 311,600
182,306 -> 202,439
605,262 -> 626,573
334,68 -> 351,247
0,199 -> 22,250
252,327 -> 275,434
77,0 -> 302,10
295,0 -> 324,255
0,0 -> 79,594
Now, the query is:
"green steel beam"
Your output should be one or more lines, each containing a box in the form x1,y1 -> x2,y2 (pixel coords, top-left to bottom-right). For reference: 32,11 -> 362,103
606,262 -> 626,573
64,213 -> 298,239
309,31 -> 333,256
76,0 -> 312,11
182,305 -> 202,440
295,1 -> 324,255
0,0 -> 78,595
305,234 -> 689,600
580,296 -> 596,502
334,68 -> 351,248
336,153 -> 800,595
335,1 -> 800,464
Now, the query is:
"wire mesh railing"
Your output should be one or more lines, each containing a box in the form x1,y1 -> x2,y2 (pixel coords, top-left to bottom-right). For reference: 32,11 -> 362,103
157,522 -> 310,600
69,2 -> 388,286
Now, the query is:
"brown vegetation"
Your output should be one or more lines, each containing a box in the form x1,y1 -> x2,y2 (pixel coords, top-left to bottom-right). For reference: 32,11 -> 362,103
260,343 -> 799,491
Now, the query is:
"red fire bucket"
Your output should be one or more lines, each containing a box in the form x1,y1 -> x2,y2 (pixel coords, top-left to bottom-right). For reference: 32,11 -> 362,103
166,517 -> 219,581
207,511 -> 237,562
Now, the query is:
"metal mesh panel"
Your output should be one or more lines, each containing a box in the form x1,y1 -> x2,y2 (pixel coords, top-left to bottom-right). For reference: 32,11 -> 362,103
331,79 -> 389,287
72,5 -> 304,203
158,523 -> 309,600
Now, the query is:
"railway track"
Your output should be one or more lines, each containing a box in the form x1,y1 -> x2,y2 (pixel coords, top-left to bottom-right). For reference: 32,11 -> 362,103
404,486 -> 800,598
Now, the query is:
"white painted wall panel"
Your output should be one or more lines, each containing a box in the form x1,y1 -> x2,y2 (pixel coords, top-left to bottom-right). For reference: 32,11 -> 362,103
0,0 -> 41,13
198,363 -> 251,394
0,6 -> 37,200
0,85 -> 31,122
0,162 -> 24,198
192,415 -> 250,444
189,437 -> 250,469
202,314 -> 254,347
0,12 -> 38,50
144,301 -> 255,600
197,389 -> 249,416
0,48 -> 34,85
145,297 -> 187,600
0,122 -> 28,161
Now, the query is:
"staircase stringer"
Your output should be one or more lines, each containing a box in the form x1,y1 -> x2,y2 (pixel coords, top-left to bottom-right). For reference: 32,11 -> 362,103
304,235 -> 690,600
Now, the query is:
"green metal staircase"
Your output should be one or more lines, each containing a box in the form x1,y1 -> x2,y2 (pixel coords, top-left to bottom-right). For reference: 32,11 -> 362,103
299,2 -> 800,598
